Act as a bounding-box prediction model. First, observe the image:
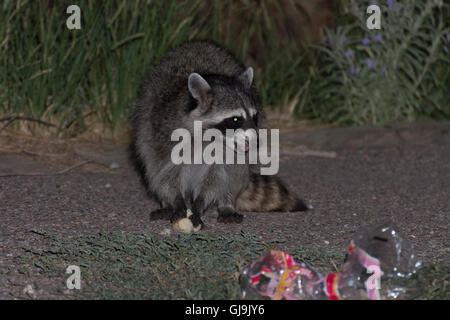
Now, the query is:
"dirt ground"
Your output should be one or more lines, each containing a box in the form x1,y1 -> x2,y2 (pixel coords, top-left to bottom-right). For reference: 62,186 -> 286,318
0,120 -> 449,299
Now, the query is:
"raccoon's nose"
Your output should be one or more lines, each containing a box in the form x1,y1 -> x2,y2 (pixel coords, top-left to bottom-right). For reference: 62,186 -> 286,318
244,139 -> 249,152
236,136 -> 250,152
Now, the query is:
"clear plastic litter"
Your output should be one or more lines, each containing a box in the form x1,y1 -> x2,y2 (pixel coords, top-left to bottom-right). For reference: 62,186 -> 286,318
240,222 -> 422,300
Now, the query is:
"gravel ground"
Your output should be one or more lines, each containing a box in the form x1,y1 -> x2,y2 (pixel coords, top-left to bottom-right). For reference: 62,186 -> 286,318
0,121 -> 449,299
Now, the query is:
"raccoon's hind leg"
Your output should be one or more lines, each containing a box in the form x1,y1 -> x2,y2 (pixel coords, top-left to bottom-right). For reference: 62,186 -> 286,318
217,206 -> 244,224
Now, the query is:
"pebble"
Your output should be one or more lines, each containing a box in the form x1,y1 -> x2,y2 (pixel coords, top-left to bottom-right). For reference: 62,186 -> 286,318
23,284 -> 36,299
109,162 -> 120,169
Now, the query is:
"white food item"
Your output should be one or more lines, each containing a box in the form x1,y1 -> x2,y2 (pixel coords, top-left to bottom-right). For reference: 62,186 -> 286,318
172,209 -> 200,233
172,217 -> 194,234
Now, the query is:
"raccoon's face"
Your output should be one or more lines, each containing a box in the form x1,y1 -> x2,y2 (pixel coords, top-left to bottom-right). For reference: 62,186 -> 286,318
210,107 -> 258,154
187,67 -> 260,154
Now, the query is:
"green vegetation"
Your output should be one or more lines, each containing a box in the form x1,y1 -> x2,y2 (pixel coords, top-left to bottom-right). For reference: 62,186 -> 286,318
8,230 -> 447,300
0,0 -> 448,135
307,0 -> 450,125
1,0 -> 210,135
11,231 -> 342,299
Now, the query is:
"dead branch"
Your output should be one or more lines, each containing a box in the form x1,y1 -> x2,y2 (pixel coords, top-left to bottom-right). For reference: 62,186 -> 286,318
0,160 -> 92,178
0,115 -> 56,133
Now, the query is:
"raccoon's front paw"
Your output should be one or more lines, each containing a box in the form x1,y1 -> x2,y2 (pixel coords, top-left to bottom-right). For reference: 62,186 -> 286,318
217,207 -> 243,224
172,209 -> 203,233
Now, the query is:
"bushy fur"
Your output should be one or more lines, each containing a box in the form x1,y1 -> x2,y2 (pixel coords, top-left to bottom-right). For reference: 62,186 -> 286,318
131,40 -> 307,230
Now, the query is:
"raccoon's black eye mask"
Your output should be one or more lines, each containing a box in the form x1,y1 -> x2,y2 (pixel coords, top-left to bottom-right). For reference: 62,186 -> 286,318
252,114 -> 259,127
213,113 -> 259,135
214,116 -> 245,132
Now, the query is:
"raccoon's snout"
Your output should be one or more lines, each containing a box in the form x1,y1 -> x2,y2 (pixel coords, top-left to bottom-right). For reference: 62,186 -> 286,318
235,129 -> 257,153
228,138 -> 248,153
240,139 -> 250,152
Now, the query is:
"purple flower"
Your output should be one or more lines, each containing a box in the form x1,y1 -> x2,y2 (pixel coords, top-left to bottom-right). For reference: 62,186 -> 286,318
381,66 -> 387,73
345,49 -> 355,58
446,34 -> 450,43
341,36 -> 348,45
365,58 -> 376,69
349,66 -> 360,75
386,0 -> 394,8
362,37 -> 371,46
373,34 -> 383,43
444,46 -> 448,54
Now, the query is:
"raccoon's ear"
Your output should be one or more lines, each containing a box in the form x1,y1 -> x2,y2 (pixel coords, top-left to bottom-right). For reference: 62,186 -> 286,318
237,67 -> 254,89
188,73 -> 212,105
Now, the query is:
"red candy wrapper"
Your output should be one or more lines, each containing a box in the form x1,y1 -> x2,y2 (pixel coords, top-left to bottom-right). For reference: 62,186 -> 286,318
240,223 -> 422,300
240,250 -> 323,300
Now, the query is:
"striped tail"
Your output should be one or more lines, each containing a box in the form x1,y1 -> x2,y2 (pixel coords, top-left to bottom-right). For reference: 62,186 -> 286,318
235,172 -> 308,212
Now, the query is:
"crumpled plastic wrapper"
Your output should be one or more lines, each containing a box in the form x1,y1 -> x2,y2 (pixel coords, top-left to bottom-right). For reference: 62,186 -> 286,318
240,250 -> 323,300
240,222 -> 422,300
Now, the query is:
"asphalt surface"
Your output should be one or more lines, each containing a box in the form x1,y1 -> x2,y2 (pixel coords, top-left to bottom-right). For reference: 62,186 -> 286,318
0,121 -> 449,299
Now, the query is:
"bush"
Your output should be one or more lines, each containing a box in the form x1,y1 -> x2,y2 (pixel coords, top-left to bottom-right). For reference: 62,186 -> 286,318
304,0 -> 450,125
0,0 -> 448,136
0,0 -> 210,135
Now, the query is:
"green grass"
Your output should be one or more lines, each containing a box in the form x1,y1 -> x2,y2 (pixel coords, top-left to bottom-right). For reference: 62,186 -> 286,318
10,230 -> 342,300
7,230 -> 448,300
305,0 -> 450,125
0,0 -> 212,135
0,0 -> 448,136
0,0 -> 312,136
415,264 -> 450,300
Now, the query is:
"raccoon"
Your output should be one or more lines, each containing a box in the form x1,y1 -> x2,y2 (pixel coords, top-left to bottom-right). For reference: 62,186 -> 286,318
131,40 -> 308,231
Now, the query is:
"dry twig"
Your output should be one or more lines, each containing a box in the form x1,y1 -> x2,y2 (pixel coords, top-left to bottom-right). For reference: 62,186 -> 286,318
0,115 -> 56,133
0,160 -> 92,178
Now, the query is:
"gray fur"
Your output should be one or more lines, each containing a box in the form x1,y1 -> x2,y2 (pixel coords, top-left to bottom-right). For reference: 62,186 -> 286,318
131,40 -> 307,228
188,73 -> 211,103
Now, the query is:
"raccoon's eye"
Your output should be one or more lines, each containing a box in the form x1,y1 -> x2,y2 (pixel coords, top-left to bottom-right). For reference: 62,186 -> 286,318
224,116 -> 243,128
